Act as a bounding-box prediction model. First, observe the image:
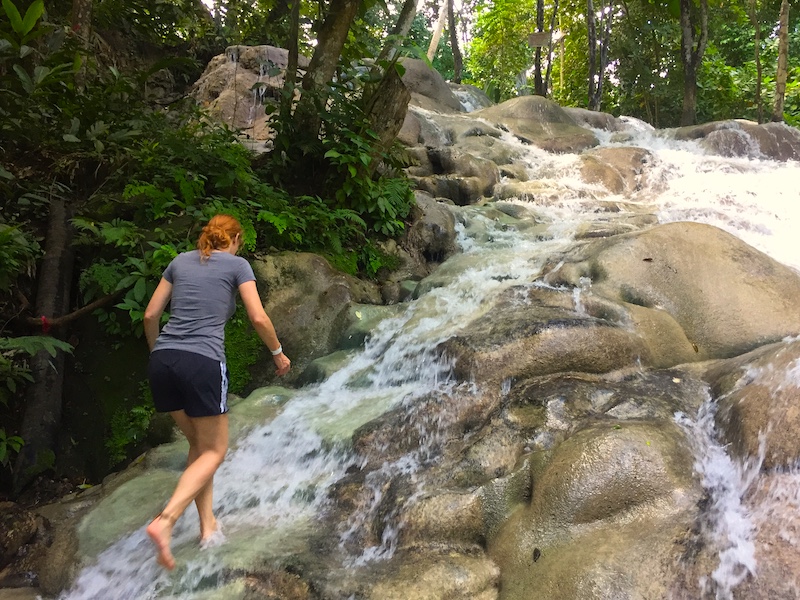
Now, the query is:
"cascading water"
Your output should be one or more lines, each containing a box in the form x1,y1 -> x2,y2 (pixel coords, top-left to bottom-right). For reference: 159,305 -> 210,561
58,116 -> 800,599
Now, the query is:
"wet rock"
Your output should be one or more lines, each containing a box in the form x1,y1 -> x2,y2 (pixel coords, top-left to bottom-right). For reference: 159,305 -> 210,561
243,569 -> 311,599
403,192 -> 458,267
399,58 -> 463,113
668,119 -> 800,162
441,286 -> 650,385
706,339 -> 800,469
410,147 -> 499,205
0,503 -> 38,571
250,252 -> 382,386
489,421 -> 701,600
475,96 -> 599,153
359,549 -> 500,600
579,146 -> 654,195
450,83 -> 494,112
563,107 -> 625,132
191,45 -> 310,141
401,490 -> 484,547
547,222 -> 800,362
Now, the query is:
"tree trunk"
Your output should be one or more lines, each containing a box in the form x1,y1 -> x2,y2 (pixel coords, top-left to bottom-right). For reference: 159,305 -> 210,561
280,0 -> 301,117
427,2 -> 448,61
13,198 -> 74,492
587,0 -> 597,109
544,0 -> 561,97
377,0 -> 418,63
595,0 -> 613,109
71,0 -> 91,41
749,0 -> 763,123
447,0 -> 463,83
362,67 -> 411,176
71,0 -> 92,89
534,0 -> 545,95
679,0 -> 708,126
294,0 -> 362,139
772,0 -> 789,122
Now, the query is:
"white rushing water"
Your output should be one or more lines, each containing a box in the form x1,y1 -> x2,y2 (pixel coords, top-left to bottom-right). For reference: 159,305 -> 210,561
60,120 -> 800,599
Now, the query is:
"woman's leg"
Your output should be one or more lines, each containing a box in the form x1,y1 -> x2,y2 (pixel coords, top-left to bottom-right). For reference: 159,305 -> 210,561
169,410 -> 218,540
147,413 -> 229,569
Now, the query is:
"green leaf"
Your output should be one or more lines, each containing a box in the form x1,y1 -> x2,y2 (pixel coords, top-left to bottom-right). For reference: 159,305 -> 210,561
32,65 -> 49,85
63,134 -> 80,142
132,277 -> 146,303
13,64 -> 33,93
2,0 -> 23,35
0,336 -> 73,357
324,150 -> 342,158
20,0 -> 43,36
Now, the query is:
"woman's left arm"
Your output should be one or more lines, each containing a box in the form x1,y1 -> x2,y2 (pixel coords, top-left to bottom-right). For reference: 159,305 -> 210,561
143,278 -> 173,351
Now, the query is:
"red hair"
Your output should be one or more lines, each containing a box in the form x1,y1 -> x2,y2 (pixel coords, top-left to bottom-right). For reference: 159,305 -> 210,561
197,215 -> 243,259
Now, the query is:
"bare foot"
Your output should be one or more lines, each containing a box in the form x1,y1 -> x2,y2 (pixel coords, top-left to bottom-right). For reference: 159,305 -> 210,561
199,517 -> 217,542
200,520 -> 225,550
146,515 -> 176,570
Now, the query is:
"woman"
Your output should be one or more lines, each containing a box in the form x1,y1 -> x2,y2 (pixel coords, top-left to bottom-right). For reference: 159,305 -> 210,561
143,214 -> 291,570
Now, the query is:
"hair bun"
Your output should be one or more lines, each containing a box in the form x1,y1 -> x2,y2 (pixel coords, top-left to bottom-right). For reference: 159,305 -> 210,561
197,215 -> 244,259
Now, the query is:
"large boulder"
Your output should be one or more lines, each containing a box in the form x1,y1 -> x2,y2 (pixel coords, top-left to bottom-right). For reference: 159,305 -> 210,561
250,253 -> 382,386
579,146 -> 655,196
563,107 -> 624,132
546,222 -> 800,362
475,96 -> 599,153
705,339 -> 800,469
488,421 -> 701,600
441,285 -> 652,386
399,58 -> 463,113
191,45 -> 311,141
668,119 -> 800,162
409,147 -> 500,205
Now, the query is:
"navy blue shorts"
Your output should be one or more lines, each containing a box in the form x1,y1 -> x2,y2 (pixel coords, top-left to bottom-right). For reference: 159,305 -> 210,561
148,349 -> 229,417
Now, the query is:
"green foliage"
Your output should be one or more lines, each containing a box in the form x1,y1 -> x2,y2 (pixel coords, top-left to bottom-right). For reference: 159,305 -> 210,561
267,60 -> 415,248
0,335 -> 74,400
224,304 -> 263,394
105,382 -> 155,466
0,427 -> 24,469
0,223 -> 40,292
465,0 -> 536,100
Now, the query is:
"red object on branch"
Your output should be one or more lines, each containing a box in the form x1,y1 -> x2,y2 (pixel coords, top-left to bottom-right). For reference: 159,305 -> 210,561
41,316 -> 51,333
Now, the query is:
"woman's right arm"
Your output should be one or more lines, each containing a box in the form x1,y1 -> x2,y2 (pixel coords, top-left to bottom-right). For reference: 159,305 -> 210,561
143,278 -> 173,352
239,280 -> 291,376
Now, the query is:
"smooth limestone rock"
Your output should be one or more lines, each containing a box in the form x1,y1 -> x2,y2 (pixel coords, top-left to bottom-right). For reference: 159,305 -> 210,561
706,338 -> 800,469
474,96 -> 599,153
546,221 -> 800,363
667,119 -> 800,161
489,421 -> 701,600
398,58 -> 463,114
579,146 -> 655,196
249,252 -> 382,386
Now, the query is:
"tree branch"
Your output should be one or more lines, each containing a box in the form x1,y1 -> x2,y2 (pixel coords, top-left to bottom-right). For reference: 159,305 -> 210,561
25,289 -> 125,330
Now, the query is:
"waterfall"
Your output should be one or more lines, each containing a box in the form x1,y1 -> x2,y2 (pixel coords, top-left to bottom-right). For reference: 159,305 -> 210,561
675,398 -> 762,599
59,119 -> 800,599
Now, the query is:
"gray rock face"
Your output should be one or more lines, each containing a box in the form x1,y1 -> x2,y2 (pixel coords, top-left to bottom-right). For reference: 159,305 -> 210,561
708,339 -> 800,469
667,119 -> 800,161
398,58 -> 463,114
475,96 -> 599,153
191,45 -> 311,141
250,252 -> 382,385
546,222 -> 800,362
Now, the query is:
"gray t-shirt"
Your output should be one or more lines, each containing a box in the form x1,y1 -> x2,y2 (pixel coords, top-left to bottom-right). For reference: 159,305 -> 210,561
152,250 -> 256,362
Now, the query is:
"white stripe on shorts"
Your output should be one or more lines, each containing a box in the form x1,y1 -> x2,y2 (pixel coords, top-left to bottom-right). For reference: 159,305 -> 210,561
219,362 -> 229,413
